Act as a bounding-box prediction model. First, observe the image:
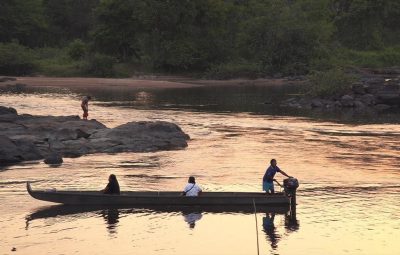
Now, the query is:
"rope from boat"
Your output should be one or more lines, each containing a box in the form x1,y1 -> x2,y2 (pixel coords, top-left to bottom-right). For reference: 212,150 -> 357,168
274,180 -> 283,192
252,198 -> 260,255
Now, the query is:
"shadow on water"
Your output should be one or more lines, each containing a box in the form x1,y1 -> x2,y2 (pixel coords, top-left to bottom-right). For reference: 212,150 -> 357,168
101,208 -> 119,235
25,204 -> 299,248
262,207 -> 299,250
25,204 -> 295,226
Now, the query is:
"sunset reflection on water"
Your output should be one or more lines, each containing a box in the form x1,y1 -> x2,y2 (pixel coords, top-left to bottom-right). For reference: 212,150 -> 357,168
0,87 -> 399,255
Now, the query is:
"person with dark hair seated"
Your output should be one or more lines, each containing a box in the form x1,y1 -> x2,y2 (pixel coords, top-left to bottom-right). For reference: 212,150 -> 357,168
182,176 -> 202,196
101,174 -> 120,195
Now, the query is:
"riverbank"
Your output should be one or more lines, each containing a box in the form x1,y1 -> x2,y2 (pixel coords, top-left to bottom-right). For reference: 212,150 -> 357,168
0,76 -> 301,90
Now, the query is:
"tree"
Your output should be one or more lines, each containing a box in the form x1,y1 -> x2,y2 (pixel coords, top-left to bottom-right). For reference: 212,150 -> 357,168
0,0 -> 47,47
237,0 -> 333,75
43,0 -> 99,45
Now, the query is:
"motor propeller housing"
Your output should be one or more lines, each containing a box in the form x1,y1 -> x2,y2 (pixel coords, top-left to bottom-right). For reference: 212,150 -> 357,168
283,178 -> 299,196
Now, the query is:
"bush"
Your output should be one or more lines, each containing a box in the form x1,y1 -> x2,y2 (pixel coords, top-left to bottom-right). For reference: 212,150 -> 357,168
338,47 -> 400,68
34,47 -> 84,76
67,39 -> 87,60
0,42 -> 37,75
205,60 -> 262,79
84,53 -> 115,77
307,68 -> 356,97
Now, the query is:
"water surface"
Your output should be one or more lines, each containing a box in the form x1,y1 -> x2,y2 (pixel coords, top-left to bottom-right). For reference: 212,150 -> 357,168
0,85 -> 399,255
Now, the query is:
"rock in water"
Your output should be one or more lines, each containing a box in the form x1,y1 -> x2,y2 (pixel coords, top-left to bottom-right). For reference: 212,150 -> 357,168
0,106 -> 190,166
0,136 -> 22,164
90,121 -> 190,152
44,152 -> 63,165
0,106 -> 17,115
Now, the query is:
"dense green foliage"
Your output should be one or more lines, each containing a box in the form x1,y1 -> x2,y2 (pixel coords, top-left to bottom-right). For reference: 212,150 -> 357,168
0,0 -> 399,77
307,68 -> 356,96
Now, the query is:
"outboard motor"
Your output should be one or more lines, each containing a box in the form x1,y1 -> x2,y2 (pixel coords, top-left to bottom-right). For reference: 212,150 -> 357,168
283,177 -> 299,206
283,177 -> 299,196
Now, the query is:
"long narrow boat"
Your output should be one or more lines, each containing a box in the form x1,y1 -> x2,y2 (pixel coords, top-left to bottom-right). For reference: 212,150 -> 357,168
27,182 -> 292,206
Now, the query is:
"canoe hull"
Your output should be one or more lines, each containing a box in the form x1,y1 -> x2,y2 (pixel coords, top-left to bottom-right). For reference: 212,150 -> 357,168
27,182 -> 291,206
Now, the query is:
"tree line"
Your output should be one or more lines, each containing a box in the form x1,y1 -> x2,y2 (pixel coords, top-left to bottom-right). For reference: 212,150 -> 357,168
0,0 -> 399,77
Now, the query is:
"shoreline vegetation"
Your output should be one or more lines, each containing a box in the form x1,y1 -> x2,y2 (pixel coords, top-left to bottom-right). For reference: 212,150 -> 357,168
1,1 -> 399,84
0,1 -> 399,113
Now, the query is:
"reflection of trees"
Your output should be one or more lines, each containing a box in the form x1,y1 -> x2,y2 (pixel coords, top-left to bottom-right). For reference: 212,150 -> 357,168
101,208 -> 120,235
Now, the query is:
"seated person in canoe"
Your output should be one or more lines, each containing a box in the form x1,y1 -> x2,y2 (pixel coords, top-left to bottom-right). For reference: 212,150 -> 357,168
101,174 -> 120,195
182,176 -> 202,196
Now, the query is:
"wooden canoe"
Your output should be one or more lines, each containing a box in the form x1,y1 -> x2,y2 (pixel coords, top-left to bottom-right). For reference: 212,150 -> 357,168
27,182 -> 291,207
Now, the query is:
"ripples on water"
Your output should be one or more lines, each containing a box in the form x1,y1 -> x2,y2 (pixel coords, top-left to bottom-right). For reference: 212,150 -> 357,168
0,85 -> 399,255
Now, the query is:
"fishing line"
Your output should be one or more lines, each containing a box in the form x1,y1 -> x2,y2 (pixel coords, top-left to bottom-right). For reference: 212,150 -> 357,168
252,198 -> 260,255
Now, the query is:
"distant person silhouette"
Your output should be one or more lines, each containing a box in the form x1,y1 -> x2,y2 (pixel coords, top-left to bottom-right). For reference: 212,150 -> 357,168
81,95 -> 91,120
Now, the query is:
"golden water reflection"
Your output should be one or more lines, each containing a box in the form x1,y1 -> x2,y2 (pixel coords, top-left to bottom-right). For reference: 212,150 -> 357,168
0,90 -> 399,255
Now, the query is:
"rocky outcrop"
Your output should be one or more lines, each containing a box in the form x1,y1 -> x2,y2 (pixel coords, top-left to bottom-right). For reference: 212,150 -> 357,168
282,67 -> 400,112
0,107 -> 190,166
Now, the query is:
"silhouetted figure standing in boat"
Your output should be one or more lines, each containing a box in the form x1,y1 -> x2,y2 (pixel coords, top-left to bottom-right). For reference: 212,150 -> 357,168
182,176 -> 202,196
81,95 -> 91,120
263,159 -> 292,194
102,174 -> 120,195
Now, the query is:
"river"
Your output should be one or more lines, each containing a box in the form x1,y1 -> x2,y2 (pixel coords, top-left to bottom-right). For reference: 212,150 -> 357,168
0,84 -> 399,255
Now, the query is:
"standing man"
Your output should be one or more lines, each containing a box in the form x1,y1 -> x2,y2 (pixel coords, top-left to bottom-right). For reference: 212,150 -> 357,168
263,159 -> 292,194
81,95 -> 91,120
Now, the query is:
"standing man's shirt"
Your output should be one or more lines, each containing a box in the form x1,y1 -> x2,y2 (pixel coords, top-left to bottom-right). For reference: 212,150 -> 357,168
183,183 -> 202,196
263,166 -> 281,183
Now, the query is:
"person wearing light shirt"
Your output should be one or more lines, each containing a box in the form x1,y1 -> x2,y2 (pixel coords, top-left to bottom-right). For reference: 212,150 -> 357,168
182,176 -> 202,196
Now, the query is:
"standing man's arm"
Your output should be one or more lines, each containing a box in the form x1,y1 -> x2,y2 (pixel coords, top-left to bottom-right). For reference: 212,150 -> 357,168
279,169 -> 292,178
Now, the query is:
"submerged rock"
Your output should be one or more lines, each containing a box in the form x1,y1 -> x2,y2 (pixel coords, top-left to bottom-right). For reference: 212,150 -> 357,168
0,106 -> 190,166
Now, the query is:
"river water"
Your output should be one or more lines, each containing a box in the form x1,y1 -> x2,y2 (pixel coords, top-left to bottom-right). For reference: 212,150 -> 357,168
0,84 -> 399,255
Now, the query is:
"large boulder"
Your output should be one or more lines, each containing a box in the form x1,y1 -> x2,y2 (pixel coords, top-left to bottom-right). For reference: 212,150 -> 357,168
311,99 -> 323,108
341,95 -> 354,107
0,136 -> 22,164
11,137 -> 42,160
0,106 -> 17,115
360,94 -> 376,106
90,121 -> 190,153
0,106 -> 190,166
